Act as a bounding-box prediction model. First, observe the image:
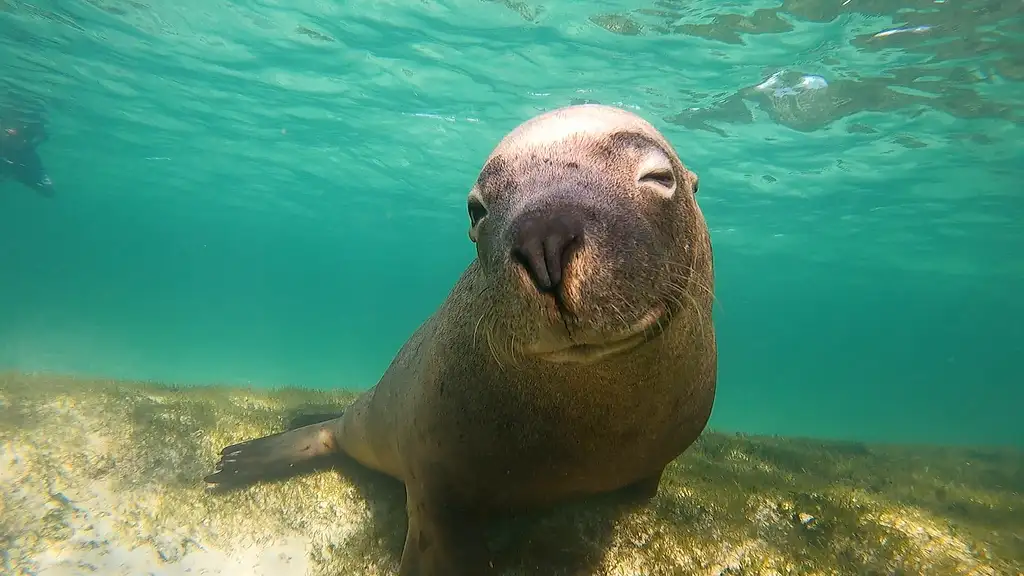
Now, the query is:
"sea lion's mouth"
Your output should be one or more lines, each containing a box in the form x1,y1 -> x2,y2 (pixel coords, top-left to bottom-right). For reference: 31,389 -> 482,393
536,304 -> 668,364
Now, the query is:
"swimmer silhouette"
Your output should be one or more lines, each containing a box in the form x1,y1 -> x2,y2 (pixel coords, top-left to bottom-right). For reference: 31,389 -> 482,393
1,105 -> 54,197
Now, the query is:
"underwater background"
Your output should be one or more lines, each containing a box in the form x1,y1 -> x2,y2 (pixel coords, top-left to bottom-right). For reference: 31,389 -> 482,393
1,0 -> 1022,451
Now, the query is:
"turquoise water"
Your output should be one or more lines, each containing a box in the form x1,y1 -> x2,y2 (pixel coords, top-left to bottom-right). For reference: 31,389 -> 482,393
1,0 -> 1021,448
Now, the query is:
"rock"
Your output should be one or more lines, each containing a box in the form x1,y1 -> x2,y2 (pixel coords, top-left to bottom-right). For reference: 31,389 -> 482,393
1,372 -> 1020,575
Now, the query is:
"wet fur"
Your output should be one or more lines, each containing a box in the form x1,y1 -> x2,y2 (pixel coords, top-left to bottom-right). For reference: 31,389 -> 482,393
205,104 -> 717,576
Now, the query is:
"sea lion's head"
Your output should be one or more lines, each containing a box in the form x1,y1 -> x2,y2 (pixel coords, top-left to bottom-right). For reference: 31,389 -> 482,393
466,104 -> 713,365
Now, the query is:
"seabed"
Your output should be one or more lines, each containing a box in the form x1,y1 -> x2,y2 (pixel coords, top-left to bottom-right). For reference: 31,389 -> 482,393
1,372 -> 1021,576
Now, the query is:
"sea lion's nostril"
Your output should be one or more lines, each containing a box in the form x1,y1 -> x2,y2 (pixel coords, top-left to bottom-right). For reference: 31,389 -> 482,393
511,207 -> 585,294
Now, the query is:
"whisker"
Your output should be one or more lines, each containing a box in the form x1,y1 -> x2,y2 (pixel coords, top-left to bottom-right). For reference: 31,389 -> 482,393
657,259 -> 721,310
509,329 -> 521,369
485,316 -> 504,371
608,300 -> 630,332
681,290 -> 708,343
473,312 -> 487,348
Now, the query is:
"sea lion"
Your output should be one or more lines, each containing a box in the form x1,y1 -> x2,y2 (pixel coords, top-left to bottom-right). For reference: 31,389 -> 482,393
0,105 -> 54,197
205,103 -> 716,576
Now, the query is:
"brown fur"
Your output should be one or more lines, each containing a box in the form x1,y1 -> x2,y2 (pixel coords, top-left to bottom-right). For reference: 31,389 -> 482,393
205,104 -> 716,576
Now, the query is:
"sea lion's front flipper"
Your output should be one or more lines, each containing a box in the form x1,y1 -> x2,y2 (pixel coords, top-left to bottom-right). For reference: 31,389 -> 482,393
203,419 -> 342,489
619,467 -> 666,503
288,411 -> 345,429
399,491 -> 493,576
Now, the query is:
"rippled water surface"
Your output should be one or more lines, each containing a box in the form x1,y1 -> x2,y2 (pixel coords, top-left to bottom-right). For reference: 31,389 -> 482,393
1,0 -> 1022,446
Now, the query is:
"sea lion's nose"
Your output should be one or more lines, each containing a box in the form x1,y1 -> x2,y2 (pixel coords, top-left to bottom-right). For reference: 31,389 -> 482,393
510,206 -> 584,294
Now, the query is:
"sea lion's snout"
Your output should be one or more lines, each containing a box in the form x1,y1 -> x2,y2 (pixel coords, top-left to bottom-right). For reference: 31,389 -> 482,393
509,204 -> 584,297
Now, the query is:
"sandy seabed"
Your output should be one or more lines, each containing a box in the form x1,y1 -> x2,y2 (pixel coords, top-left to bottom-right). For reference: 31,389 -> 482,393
1,372 -> 1021,576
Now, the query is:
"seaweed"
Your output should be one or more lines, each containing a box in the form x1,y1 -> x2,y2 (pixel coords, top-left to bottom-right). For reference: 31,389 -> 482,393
1,371 -> 1020,575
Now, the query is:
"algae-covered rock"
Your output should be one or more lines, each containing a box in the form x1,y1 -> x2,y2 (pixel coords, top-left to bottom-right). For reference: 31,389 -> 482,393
1,372 -> 1021,575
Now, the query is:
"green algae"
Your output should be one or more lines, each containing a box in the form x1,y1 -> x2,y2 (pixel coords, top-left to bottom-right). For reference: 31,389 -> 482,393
1,371 -> 1020,575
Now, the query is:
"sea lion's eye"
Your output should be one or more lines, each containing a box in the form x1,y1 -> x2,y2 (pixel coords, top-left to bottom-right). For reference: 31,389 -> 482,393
468,197 -> 488,227
639,169 -> 676,198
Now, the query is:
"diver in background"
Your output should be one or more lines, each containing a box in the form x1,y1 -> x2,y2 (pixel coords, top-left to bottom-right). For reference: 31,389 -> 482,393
1,105 -> 55,197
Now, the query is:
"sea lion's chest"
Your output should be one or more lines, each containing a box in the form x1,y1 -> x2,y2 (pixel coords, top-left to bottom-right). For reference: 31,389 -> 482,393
417,348 -> 707,507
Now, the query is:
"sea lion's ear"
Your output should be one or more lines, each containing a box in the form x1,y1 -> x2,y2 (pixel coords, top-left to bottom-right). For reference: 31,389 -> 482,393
684,169 -> 699,195
467,190 -> 487,243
